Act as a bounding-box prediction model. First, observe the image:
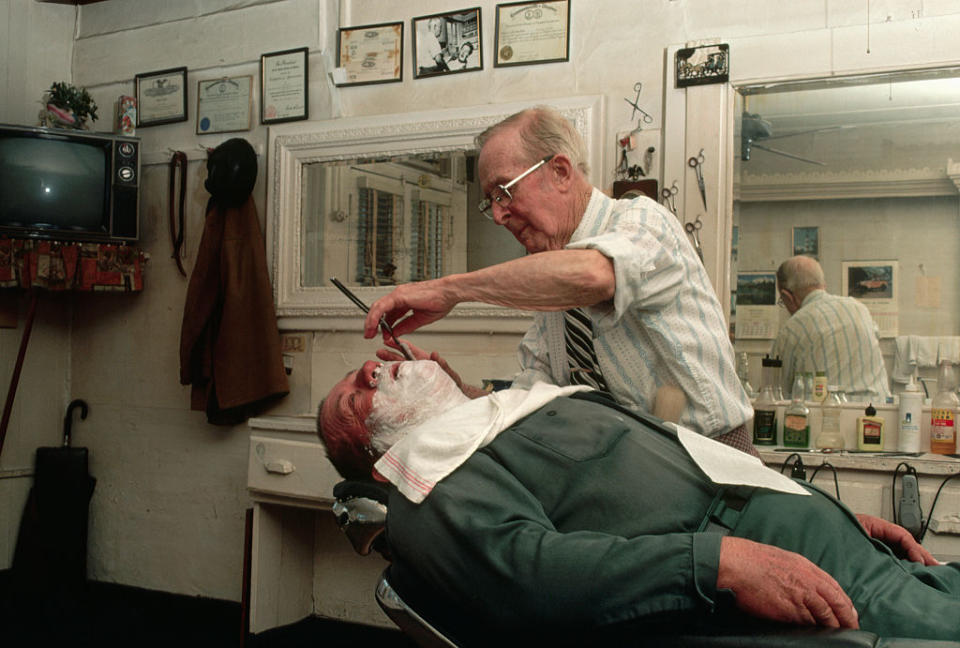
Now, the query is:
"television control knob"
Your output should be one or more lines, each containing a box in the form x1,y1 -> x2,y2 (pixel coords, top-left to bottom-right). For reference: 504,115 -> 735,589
118,166 -> 135,182
118,142 -> 135,157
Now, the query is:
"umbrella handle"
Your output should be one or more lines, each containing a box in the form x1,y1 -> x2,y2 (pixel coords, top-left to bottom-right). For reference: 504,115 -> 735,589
63,398 -> 89,447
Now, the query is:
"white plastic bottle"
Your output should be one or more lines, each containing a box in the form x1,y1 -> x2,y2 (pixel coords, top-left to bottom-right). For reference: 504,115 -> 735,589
898,374 -> 923,453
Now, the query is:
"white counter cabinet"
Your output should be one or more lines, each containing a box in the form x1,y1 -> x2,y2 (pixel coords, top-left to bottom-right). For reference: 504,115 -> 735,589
246,416 -> 391,634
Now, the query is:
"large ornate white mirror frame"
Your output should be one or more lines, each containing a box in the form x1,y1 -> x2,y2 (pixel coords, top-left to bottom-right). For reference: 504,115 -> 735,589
266,95 -> 604,332
662,24 -> 960,313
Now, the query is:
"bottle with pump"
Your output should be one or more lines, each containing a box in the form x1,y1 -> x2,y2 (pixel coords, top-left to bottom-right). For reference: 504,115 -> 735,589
783,374 -> 810,448
857,404 -> 885,451
930,360 -> 959,455
816,385 -> 844,451
898,373 -> 923,453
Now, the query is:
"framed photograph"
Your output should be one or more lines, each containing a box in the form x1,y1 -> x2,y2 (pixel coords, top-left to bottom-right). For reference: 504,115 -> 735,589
494,0 -> 570,67
842,261 -> 897,301
260,47 -> 308,124
842,260 -> 899,337
135,66 -> 188,127
413,8 -> 483,79
675,43 -> 729,88
196,76 -> 252,135
792,226 -> 819,258
336,22 -> 403,87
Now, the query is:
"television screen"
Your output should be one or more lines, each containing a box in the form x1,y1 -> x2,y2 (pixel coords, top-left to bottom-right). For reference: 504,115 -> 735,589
0,135 -> 108,234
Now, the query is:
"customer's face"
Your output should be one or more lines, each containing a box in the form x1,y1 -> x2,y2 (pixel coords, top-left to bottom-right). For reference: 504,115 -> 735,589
320,360 -> 466,454
478,126 -> 570,253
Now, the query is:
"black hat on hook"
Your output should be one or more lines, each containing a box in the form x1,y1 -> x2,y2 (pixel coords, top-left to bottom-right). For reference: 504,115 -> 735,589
204,138 -> 257,207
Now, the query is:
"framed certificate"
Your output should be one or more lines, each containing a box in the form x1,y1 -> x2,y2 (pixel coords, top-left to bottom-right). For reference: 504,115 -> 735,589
196,76 -> 253,135
494,0 -> 570,67
260,47 -> 308,124
336,21 -> 403,87
135,66 -> 188,127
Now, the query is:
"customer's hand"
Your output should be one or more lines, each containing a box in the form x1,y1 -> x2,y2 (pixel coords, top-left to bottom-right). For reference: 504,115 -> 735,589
855,513 -> 939,565
718,536 -> 859,629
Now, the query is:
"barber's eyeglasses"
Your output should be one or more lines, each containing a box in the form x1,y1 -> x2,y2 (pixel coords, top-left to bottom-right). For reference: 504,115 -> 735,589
477,154 -> 555,220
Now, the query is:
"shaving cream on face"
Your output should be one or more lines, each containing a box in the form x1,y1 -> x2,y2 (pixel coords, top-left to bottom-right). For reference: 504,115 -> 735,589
366,360 -> 469,452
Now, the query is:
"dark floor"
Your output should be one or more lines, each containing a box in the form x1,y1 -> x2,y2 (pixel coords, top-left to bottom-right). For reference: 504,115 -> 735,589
0,572 -> 417,648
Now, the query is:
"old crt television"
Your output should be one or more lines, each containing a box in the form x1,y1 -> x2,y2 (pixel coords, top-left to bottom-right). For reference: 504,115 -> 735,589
0,123 -> 140,243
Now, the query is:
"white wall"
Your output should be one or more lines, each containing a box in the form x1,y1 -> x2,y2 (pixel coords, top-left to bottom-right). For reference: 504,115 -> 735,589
3,0 -> 960,606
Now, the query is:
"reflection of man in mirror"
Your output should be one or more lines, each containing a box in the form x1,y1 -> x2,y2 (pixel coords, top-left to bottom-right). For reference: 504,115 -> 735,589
417,17 -> 448,75
364,106 -> 755,455
771,255 -> 890,402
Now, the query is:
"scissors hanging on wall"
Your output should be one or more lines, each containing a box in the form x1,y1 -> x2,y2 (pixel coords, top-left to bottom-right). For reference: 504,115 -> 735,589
685,215 -> 704,263
660,180 -> 678,216
688,148 -> 708,211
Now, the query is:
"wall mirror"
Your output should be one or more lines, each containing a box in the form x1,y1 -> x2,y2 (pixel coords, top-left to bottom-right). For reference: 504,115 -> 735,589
267,95 -> 603,330
730,68 -> 960,365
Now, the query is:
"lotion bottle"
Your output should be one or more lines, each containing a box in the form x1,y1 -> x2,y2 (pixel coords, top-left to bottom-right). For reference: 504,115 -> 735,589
898,374 -> 923,453
857,403 -> 885,451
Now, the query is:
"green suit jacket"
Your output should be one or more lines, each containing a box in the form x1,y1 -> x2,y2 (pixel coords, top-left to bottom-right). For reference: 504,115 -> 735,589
385,393 -> 960,641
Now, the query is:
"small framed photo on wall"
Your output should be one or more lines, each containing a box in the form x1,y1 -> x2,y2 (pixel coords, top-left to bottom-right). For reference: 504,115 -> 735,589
335,22 -> 403,87
494,0 -> 570,67
792,226 -> 819,259
135,66 -> 188,127
413,8 -> 483,79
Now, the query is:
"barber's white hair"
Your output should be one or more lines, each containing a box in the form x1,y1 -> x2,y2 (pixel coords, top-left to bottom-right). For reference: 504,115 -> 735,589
777,255 -> 825,293
475,106 -> 589,175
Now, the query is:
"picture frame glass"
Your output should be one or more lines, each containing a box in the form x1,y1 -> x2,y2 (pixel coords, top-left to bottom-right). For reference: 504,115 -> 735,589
336,22 -> 403,86
494,0 -> 570,67
135,67 -> 188,127
196,76 -> 253,135
261,47 -> 308,124
413,9 -> 483,79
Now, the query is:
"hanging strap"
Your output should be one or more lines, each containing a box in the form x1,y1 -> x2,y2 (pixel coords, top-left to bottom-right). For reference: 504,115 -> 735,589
169,150 -> 188,277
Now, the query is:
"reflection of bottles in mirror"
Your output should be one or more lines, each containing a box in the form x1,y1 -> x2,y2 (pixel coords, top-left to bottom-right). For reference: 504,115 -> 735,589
813,371 -> 827,402
737,352 -> 756,398
783,374 -> 810,448
762,354 -> 784,401
897,373 -> 923,453
752,383 -> 777,446
930,360 -> 958,455
816,386 -> 844,451
856,403 -> 884,451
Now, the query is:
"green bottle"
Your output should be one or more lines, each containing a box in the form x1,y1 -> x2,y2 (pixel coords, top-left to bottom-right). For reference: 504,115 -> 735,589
783,374 -> 810,448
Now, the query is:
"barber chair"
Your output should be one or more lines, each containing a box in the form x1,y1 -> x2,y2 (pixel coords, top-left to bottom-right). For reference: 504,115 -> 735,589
332,481 -> 960,648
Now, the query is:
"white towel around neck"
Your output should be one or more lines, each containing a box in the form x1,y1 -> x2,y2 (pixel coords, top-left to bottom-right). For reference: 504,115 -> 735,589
374,383 -> 590,503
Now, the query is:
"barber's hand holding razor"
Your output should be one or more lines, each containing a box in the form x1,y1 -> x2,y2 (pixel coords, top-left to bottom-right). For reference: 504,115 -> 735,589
718,537 -> 859,630
376,337 -> 488,399
364,280 -> 458,341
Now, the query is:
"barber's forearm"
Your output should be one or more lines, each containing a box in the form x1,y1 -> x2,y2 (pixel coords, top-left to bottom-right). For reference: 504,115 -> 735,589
439,249 -> 614,311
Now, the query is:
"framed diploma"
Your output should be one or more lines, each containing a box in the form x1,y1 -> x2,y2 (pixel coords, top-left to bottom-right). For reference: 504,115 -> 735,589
260,47 -> 308,124
494,0 -> 570,67
412,8 -> 483,79
135,66 -> 188,127
336,22 -> 403,87
196,76 -> 253,135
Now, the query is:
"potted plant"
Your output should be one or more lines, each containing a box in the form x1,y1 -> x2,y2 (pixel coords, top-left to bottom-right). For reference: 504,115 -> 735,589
40,81 -> 99,129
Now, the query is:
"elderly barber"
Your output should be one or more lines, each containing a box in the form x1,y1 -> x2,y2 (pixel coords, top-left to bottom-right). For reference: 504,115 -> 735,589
365,106 -> 753,452
772,255 -> 890,401
318,359 -> 957,642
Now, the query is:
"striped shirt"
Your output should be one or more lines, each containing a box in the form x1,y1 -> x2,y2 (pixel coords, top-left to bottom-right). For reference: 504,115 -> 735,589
511,189 -> 752,438
770,289 -> 890,402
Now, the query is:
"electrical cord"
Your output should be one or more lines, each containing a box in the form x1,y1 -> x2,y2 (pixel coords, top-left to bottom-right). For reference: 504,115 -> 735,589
810,461 -> 841,499
779,453 -> 806,480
